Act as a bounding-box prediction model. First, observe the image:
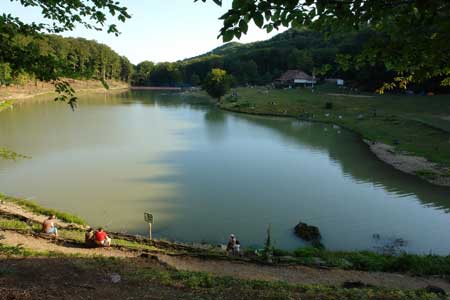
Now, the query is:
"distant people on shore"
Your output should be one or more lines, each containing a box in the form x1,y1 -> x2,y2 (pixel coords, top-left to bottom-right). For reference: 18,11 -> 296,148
42,215 -> 58,237
94,227 -> 111,247
226,234 -> 241,256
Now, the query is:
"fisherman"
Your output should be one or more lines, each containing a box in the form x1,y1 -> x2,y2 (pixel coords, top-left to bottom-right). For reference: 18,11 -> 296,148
42,215 -> 58,237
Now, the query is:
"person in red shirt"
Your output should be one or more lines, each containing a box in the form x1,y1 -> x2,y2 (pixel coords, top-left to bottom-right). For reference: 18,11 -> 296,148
94,227 -> 111,247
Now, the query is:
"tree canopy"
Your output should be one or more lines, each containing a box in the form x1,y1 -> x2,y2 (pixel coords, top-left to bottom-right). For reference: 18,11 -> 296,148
202,68 -> 233,102
1,0 -> 130,107
200,0 -> 450,90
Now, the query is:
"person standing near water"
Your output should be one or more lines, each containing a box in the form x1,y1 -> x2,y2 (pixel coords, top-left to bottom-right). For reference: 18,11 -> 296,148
226,234 -> 236,255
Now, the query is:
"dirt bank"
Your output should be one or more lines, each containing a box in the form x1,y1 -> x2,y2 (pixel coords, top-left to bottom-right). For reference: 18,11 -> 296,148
365,141 -> 450,186
0,79 -> 129,104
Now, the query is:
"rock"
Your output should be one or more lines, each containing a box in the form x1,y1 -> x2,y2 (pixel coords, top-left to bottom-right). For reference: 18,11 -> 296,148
425,285 -> 446,295
109,273 -> 121,284
294,222 -> 321,241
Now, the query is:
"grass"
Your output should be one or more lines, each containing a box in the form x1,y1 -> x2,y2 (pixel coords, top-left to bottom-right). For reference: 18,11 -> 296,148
0,193 -> 86,225
0,249 -> 443,300
273,247 -> 450,276
221,86 -> 450,167
124,262 -> 444,300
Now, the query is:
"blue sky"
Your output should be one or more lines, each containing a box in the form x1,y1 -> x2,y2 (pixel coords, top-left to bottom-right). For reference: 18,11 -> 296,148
3,0 -> 286,64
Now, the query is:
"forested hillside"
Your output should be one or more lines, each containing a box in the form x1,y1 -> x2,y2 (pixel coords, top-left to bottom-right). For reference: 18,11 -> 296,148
131,28 -> 395,91
0,34 -> 133,86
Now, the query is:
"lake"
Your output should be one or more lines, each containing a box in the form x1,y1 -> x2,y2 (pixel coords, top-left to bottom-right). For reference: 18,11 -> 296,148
1,91 -> 450,254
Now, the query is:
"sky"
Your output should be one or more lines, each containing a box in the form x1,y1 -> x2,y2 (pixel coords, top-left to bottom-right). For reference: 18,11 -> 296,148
2,0 -> 286,64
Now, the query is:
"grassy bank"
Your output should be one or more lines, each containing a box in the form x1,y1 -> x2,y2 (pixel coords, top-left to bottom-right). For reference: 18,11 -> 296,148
0,193 -> 85,225
0,248 -> 445,300
2,203 -> 450,277
220,86 -> 450,170
273,247 -> 450,276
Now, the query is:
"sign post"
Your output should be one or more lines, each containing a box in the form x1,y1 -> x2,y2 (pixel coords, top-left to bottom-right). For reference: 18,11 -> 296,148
144,212 -> 153,240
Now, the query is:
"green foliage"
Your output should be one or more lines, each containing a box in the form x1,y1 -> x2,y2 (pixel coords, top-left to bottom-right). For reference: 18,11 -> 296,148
0,218 -> 30,230
203,0 -> 450,89
291,247 -> 450,276
4,1 -> 130,36
0,62 -> 12,85
0,0 -> 130,106
0,148 -> 29,160
0,194 -> 86,225
202,68 -> 232,102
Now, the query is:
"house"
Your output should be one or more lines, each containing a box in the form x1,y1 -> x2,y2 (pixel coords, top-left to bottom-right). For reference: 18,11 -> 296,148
325,78 -> 345,86
275,70 -> 316,87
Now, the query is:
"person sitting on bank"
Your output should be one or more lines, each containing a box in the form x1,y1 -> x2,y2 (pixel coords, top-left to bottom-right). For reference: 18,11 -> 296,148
85,227 -> 96,247
95,227 -> 111,247
42,215 -> 58,237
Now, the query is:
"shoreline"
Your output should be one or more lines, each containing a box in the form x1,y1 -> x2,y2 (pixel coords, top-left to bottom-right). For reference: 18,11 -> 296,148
0,79 -> 129,104
220,106 -> 450,187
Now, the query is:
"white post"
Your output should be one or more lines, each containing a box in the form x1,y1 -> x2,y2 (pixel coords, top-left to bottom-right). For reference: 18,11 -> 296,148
148,222 -> 152,240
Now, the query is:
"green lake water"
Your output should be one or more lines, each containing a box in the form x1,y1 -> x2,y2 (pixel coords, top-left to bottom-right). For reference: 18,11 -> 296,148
1,91 -> 450,254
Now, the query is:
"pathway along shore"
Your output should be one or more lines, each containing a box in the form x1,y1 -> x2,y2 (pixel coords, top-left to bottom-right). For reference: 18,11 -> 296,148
1,201 -> 450,292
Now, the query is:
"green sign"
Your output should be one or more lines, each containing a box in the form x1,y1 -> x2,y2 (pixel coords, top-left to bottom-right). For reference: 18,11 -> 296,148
144,212 -> 153,224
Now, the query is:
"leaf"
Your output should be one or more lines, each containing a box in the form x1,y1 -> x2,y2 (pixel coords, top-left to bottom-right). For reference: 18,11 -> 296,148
253,13 -> 264,28
239,19 -> 248,34
222,30 -> 234,42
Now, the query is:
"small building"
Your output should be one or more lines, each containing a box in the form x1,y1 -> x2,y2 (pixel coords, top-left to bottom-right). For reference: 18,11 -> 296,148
325,78 -> 345,86
275,70 -> 316,87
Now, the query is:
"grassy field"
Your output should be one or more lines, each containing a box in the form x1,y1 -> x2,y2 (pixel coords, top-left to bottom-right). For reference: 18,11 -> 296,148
220,86 -> 450,168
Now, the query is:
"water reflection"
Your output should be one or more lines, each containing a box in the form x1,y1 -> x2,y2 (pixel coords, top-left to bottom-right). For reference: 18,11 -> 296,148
1,90 -> 450,254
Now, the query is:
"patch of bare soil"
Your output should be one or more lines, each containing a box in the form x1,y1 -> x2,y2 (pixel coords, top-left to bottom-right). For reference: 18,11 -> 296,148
0,79 -> 128,103
158,254 -> 450,292
0,257 -> 187,300
365,141 -> 450,186
0,231 -> 134,258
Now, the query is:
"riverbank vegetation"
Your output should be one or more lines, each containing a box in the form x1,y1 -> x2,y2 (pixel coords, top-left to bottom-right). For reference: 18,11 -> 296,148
2,195 -> 450,278
0,193 -> 85,225
216,86 -> 450,181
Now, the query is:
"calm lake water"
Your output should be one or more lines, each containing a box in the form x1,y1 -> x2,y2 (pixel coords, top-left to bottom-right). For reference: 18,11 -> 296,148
1,91 -> 450,254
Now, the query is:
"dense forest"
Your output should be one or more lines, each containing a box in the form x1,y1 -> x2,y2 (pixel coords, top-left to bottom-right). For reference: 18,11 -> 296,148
0,33 -> 133,86
1,27 -> 446,93
132,28 -> 448,93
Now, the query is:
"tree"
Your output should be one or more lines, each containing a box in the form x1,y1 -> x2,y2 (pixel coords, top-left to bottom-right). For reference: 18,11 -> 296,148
1,0 -> 130,107
202,68 -> 232,103
287,49 -> 314,74
200,0 -> 450,90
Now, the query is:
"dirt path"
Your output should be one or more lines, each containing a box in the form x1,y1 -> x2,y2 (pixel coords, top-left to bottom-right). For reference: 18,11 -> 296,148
1,228 -> 450,291
0,230 -> 134,258
157,254 -> 450,291
1,202 -> 450,291
0,201 -> 82,229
